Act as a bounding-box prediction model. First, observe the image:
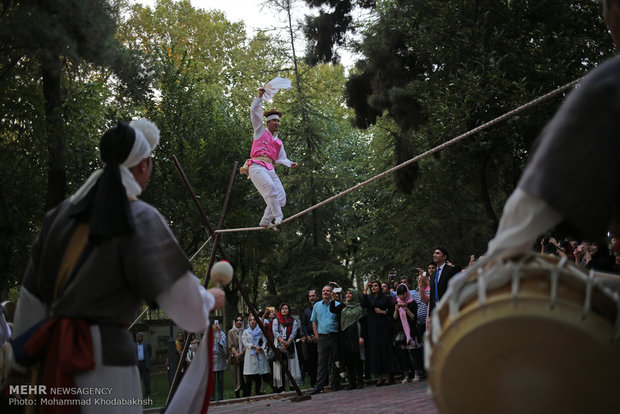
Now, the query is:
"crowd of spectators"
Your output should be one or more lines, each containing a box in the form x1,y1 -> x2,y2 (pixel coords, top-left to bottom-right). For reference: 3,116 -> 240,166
196,247 -> 465,398
186,238 -> 620,399
539,236 -> 619,272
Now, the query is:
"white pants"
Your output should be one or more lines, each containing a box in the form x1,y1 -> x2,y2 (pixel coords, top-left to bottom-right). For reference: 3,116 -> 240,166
74,326 -> 143,414
249,164 -> 286,225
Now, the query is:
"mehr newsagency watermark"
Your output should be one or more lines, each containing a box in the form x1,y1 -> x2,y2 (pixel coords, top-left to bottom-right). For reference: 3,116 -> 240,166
8,385 -> 153,407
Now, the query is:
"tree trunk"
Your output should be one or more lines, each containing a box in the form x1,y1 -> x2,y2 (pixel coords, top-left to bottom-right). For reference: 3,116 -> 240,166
41,52 -> 66,211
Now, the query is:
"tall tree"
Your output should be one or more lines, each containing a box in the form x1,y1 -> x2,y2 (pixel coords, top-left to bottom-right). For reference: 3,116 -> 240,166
117,0 -> 292,317
302,0 -> 376,64
0,0 -> 150,210
300,0 -> 615,270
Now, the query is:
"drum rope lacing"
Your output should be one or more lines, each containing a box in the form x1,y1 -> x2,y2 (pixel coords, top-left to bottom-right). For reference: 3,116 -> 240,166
431,252 -> 620,344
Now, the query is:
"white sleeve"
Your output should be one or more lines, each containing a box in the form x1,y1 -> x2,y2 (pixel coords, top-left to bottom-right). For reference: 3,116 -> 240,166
275,144 -> 292,167
290,319 -> 298,340
241,330 -> 253,354
486,188 -> 563,258
155,271 -> 214,333
273,320 -> 281,340
10,286 -> 49,371
250,97 -> 265,139
0,312 -> 11,347
12,286 -> 48,339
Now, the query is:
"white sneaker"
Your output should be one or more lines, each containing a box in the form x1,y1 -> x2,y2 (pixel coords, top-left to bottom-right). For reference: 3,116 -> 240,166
259,219 -> 271,227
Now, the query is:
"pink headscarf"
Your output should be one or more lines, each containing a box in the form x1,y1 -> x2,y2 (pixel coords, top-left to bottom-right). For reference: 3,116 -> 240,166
396,284 -> 414,344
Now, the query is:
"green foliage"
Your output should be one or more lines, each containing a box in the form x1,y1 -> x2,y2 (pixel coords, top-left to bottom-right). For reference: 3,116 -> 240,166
302,0 -> 376,64
327,0 -> 616,270
1,0 -> 615,325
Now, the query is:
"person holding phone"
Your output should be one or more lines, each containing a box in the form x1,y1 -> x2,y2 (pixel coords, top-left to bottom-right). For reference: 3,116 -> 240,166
329,287 -> 367,389
392,284 -> 419,383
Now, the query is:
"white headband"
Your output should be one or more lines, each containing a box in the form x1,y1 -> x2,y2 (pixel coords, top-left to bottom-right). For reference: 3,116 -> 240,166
266,114 -> 280,122
71,119 -> 161,203
126,119 -> 160,167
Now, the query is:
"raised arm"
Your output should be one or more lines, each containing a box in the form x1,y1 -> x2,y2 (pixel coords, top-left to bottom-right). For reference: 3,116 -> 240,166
250,89 -> 266,138
329,300 -> 345,314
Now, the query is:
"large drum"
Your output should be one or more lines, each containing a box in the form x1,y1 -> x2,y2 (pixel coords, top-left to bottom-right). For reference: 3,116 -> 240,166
426,254 -> 620,414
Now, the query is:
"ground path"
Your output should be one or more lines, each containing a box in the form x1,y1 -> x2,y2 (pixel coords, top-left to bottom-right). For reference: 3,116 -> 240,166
207,380 -> 438,414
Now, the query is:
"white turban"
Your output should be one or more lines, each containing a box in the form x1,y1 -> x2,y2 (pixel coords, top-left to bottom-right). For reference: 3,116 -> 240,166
71,119 -> 160,204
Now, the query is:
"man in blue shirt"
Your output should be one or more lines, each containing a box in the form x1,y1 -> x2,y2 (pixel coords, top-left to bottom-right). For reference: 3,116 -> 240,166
309,285 -> 341,394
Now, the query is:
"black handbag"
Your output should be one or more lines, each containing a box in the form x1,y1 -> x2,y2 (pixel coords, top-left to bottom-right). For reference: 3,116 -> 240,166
286,343 -> 296,358
393,331 -> 407,347
267,346 -> 277,362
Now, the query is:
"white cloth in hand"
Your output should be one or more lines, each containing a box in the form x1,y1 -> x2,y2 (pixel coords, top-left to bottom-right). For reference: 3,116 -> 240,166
263,77 -> 292,101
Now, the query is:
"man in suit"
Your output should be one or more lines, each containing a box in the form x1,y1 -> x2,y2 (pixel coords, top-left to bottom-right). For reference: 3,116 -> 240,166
135,332 -> 152,397
428,247 -> 461,315
301,289 -> 318,388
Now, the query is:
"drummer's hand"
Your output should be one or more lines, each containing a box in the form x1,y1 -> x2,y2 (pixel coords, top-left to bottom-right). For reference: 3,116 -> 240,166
208,288 -> 226,310
258,88 -> 265,98
291,162 -> 298,170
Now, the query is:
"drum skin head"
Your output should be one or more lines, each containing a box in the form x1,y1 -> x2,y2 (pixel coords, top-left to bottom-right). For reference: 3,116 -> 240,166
429,280 -> 620,414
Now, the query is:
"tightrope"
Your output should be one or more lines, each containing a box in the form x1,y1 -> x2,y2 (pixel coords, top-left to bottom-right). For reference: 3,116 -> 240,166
215,77 -> 582,234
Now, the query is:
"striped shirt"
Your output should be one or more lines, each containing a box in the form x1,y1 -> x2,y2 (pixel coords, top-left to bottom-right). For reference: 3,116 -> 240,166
412,287 -> 429,325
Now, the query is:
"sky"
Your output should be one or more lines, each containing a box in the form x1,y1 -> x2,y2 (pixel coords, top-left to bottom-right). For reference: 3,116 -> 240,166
135,0 -> 310,36
133,0 -> 358,68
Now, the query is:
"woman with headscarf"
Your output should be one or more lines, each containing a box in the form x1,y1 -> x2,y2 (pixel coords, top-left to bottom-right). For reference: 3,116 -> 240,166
272,303 -> 302,392
330,287 -> 368,389
362,279 -> 396,386
227,314 -> 246,397
585,240 -> 615,271
242,313 -> 271,396
167,331 -> 186,387
392,284 -> 420,383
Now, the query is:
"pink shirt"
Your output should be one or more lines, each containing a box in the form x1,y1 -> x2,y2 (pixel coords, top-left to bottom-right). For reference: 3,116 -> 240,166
248,129 -> 282,170
248,97 -> 292,170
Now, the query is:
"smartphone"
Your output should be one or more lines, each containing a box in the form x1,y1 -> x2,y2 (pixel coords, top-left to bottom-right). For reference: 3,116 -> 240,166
333,287 -> 342,293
